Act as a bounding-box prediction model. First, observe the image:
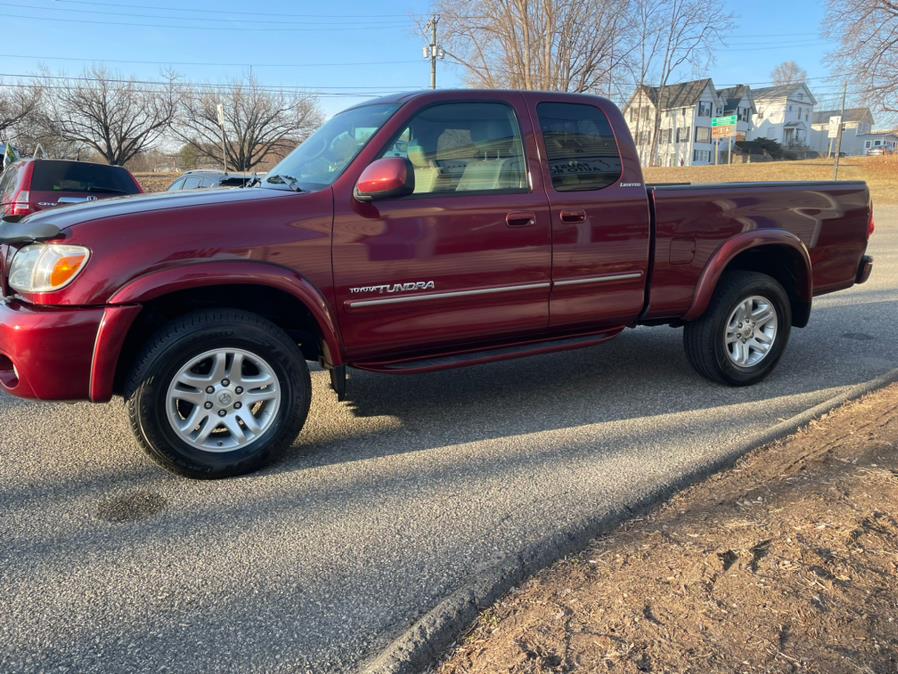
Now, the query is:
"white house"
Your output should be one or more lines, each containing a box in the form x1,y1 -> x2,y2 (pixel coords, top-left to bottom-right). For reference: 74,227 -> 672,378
750,83 -> 817,148
859,130 -> 898,155
623,78 -> 728,166
809,108 -> 875,156
716,84 -> 756,140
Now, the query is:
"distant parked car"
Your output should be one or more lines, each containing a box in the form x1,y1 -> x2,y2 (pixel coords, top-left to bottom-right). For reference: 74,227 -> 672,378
166,170 -> 256,191
866,147 -> 894,157
0,159 -> 143,221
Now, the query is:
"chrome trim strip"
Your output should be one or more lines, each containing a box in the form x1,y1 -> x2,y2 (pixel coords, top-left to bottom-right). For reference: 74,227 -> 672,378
347,281 -> 552,308
553,272 -> 643,288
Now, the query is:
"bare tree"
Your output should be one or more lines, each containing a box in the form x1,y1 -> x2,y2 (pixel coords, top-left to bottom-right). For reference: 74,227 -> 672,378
0,81 -> 41,141
41,67 -> 176,165
644,0 -> 734,166
435,0 -> 634,95
173,76 -> 322,172
825,0 -> 898,113
771,61 -> 808,86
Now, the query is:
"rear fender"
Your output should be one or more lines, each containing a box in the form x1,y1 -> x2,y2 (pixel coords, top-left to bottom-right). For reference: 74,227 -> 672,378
684,230 -> 813,322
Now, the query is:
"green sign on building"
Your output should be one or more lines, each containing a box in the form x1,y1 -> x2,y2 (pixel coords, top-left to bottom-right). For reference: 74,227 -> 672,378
712,115 -> 738,127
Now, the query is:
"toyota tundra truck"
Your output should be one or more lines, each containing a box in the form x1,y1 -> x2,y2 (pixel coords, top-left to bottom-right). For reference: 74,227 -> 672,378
0,89 -> 875,478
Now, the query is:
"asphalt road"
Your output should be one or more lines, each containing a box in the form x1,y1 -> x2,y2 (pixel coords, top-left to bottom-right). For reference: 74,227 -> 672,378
1,207 -> 896,673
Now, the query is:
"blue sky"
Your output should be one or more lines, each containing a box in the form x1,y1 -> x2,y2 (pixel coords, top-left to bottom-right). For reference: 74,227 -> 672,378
2,0 -> 860,120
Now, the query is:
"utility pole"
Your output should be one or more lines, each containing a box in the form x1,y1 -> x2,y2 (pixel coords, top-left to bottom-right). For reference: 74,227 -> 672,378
216,103 -> 228,173
833,81 -> 848,181
423,15 -> 444,89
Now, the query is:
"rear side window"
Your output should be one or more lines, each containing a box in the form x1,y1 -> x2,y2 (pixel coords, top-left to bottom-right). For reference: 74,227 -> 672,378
537,103 -> 622,192
0,162 -> 23,203
30,161 -> 140,195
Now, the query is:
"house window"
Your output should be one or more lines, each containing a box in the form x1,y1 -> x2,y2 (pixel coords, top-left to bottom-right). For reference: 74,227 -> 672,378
695,127 -> 711,143
676,127 -> 690,142
866,141 -> 872,148
698,101 -> 712,117
659,128 -> 672,144
693,149 -> 711,163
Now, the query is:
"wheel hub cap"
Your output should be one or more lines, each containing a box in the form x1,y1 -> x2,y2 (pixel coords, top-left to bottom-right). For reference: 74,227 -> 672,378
724,295 -> 778,368
165,348 -> 281,453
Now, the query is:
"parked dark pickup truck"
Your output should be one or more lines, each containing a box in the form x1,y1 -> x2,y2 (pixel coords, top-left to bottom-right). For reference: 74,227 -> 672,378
0,90 -> 874,477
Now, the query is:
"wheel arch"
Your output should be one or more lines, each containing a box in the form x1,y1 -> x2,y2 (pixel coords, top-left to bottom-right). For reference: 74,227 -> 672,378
685,231 -> 813,328
91,262 -> 343,402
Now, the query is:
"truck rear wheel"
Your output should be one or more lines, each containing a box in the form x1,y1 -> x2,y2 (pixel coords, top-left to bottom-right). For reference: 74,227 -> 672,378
125,309 -> 311,478
683,271 -> 792,386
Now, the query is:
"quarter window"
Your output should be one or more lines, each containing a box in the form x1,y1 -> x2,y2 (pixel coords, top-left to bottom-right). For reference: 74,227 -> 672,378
537,102 -> 622,192
379,102 -> 527,195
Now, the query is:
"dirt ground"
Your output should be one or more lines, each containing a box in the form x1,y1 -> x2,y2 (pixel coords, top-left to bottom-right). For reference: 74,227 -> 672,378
439,383 -> 898,674
644,156 -> 898,205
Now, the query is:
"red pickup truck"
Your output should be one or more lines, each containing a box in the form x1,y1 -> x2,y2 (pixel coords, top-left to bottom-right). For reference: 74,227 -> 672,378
0,90 -> 874,478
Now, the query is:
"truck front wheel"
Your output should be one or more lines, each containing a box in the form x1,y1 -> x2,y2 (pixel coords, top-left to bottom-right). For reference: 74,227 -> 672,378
125,309 -> 311,478
683,271 -> 792,386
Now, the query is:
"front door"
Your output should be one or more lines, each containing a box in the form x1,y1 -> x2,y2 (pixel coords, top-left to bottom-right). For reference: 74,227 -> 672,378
332,98 -> 552,360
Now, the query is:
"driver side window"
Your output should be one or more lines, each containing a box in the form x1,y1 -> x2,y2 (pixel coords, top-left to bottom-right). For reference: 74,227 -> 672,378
379,102 -> 528,196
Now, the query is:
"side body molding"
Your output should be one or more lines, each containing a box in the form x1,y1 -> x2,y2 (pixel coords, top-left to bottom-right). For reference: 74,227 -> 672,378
684,229 -> 813,322
90,261 -> 343,402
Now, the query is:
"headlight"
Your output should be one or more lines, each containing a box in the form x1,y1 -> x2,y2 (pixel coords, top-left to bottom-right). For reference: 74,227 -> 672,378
9,244 -> 91,293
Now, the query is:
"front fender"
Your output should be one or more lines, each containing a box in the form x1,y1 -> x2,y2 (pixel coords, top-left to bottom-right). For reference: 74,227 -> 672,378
89,261 -> 343,402
684,230 -> 813,322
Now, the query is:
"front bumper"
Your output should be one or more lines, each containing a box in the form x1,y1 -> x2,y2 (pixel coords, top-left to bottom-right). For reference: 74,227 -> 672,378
0,299 -> 104,400
856,255 -> 873,285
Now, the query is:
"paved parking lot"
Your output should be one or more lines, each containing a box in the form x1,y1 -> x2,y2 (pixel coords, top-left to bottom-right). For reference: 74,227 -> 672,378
1,207 -> 896,673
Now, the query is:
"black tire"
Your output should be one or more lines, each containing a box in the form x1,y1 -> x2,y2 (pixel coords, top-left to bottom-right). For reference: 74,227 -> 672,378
125,309 -> 311,478
683,271 -> 792,386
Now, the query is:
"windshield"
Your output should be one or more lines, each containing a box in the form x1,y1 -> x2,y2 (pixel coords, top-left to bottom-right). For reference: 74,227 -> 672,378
263,102 -> 399,192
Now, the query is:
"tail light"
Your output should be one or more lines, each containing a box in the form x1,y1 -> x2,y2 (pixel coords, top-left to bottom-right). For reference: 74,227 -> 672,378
7,190 -> 34,218
868,207 -> 875,239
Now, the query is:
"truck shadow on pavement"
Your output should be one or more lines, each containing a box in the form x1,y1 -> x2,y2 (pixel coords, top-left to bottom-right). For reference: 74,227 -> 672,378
281,289 -> 897,473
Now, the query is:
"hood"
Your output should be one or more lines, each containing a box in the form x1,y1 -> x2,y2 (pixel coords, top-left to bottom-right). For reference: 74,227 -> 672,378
23,186 -> 298,231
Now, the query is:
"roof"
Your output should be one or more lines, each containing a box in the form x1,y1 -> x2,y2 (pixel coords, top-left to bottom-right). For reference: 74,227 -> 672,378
637,79 -> 714,109
812,108 -> 873,124
752,83 -> 816,104
716,85 -> 755,113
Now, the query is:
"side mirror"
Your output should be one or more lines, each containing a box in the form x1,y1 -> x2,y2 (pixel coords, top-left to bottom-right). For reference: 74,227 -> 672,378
354,157 -> 415,202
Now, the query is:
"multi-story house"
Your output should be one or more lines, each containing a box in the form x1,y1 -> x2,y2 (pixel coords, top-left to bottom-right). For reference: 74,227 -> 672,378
623,79 -> 756,167
716,85 -> 756,141
750,83 -> 817,148
809,108 -> 874,156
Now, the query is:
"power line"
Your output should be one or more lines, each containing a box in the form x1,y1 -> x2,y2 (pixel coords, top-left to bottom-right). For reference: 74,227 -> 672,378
3,1 -> 411,26
0,53 -> 422,69
0,80 -> 401,98
1,10 -> 409,32
52,0 -> 419,19
0,71 -> 420,92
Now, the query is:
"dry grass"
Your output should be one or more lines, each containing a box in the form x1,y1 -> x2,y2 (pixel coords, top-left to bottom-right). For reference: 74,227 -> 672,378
133,172 -> 178,193
134,156 -> 898,205
645,155 -> 898,204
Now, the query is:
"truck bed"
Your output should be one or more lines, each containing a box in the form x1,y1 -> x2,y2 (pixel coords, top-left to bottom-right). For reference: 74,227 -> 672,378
644,181 -> 871,322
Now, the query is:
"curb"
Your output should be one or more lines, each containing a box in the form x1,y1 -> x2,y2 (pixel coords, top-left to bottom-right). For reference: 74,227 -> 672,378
362,367 -> 898,674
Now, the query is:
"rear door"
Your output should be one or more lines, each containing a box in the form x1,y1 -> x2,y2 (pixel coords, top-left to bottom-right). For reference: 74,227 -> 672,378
332,96 -> 552,360
531,98 -> 651,328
